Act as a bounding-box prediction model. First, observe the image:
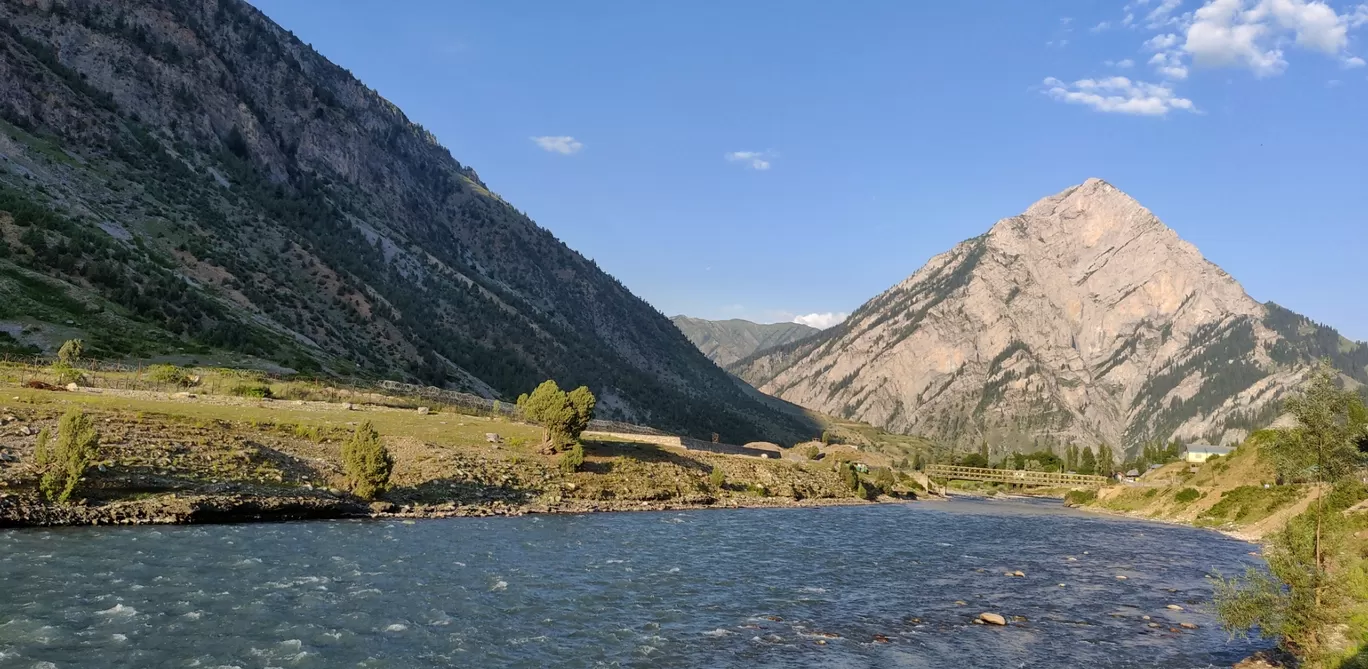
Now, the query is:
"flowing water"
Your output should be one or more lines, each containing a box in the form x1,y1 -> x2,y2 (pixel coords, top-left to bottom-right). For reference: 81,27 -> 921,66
0,498 -> 1269,668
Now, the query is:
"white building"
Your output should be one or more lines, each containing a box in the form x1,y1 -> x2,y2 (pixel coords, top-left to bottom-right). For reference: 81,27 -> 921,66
1184,442 -> 1234,463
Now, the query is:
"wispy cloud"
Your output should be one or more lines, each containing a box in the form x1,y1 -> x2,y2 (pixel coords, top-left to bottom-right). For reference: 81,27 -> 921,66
725,150 -> 773,171
530,136 -> 584,155
793,312 -> 848,329
1105,58 -> 1137,68
1042,76 -> 1196,115
1343,55 -> 1366,68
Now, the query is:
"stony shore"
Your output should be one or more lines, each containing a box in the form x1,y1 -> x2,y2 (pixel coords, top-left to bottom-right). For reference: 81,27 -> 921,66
0,489 -> 888,529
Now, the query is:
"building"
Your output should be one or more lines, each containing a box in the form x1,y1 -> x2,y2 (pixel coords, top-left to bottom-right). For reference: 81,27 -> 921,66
1184,442 -> 1235,463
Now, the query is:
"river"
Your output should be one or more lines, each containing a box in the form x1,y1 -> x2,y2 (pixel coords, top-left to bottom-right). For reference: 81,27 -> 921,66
0,498 -> 1268,668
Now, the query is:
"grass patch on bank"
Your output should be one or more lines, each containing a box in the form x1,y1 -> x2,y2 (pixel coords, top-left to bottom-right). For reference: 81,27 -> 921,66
1196,485 -> 1304,528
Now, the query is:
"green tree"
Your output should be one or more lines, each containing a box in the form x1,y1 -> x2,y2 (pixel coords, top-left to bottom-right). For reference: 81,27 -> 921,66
1079,446 -> 1097,475
57,339 -> 84,365
1096,444 -> 1115,477
341,421 -> 393,500
34,409 -> 100,502
559,443 -> 585,473
517,380 -> 596,452
1215,364 -> 1368,664
709,467 -> 725,489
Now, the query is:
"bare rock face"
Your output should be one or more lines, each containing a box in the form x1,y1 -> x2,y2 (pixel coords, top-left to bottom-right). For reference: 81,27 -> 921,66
733,179 -> 1368,452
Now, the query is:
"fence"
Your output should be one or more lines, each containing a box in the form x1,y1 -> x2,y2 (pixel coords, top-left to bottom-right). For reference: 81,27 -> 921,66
926,464 -> 1109,488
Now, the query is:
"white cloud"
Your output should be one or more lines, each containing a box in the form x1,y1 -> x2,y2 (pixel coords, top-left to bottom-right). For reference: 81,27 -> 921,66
793,312 -> 848,329
1149,51 -> 1192,78
1146,32 -> 1182,50
1043,76 -> 1197,115
725,151 -> 773,171
1105,58 -> 1138,67
1146,0 -> 1187,27
1344,55 -> 1367,67
1124,12 -> 1137,26
1182,0 -> 1360,77
1093,21 -> 1114,32
530,136 -> 584,155
1351,4 -> 1368,28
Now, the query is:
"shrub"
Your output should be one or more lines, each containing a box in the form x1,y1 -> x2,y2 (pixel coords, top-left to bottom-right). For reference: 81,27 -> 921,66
49,361 -> 81,384
559,443 -> 585,473
803,444 -> 821,460
1175,488 -> 1202,504
856,481 -> 876,500
1064,489 -> 1098,506
820,430 -> 833,445
872,467 -> 896,494
746,483 -> 769,497
57,339 -> 84,364
709,467 -> 725,489
341,421 -> 392,499
34,409 -> 100,502
147,364 -> 191,386
841,463 -> 860,491
231,384 -> 273,399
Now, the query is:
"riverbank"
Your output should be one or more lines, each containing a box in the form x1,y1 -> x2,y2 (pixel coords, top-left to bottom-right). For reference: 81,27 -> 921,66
0,383 -> 921,528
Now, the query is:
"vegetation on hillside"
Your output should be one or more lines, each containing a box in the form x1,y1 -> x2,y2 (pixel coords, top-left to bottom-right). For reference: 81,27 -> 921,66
516,380 -> 596,453
1214,365 -> 1368,667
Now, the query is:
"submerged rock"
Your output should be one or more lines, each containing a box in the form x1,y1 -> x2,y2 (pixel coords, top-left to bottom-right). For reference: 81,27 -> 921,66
979,613 -> 1007,626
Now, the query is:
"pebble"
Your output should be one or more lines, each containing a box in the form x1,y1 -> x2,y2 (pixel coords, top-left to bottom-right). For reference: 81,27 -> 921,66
1166,604 -> 1184,611
1115,575 -> 1128,580
1180,622 -> 1198,630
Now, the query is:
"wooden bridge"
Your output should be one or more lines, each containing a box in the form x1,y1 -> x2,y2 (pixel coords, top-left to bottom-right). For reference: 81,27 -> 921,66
926,464 -> 1109,488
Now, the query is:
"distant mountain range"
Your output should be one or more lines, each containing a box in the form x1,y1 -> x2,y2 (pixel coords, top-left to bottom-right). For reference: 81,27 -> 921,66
0,0 -> 814,443
725,179 -> 1368,453
670,316 -> 818,367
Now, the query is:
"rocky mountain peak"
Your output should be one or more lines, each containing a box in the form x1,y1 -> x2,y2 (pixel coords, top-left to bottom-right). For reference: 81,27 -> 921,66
729,179 -> 1367,454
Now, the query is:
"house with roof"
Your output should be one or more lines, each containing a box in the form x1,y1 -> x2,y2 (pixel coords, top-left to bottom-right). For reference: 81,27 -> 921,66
1184,442 -> 1235,463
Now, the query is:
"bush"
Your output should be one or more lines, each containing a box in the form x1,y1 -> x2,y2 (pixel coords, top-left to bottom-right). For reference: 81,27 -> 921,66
856,481 -> 876,500
1198,485 -> 1303,526
57,339 -> 84,364
1175,488 -> 1202,504
871,467 -> 896,495
709,467 -> 725,489
231,384 -> 273,399
34,409 -> 100,502
49,361 -> 81,384
803,444 -> 821,460
341,421 -> 392,499
147,364 -> 191,386
559,443 -> 585,473
1064,489 -> 1098,506
746,483 -> 769,497
841,463 -> 860,492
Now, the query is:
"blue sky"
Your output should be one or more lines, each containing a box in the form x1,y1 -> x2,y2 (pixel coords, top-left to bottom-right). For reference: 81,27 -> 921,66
249,0 -> 1368,339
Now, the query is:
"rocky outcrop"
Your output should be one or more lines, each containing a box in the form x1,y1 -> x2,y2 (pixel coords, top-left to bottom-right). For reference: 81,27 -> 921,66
733,179 -> 1368,453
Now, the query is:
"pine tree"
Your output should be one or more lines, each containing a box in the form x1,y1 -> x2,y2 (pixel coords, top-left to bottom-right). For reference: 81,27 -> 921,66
341,421 -> 393,500
1079,446 -> 1097,475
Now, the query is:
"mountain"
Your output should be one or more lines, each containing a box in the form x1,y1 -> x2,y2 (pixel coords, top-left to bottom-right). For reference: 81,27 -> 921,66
0,0 -> 815,443
732,178 -> 1368,453
670,316 -> 818,367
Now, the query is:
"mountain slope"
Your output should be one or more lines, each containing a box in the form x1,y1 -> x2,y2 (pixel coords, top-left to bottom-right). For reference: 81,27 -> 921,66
733,178 -> 1368,452
0,0 -> 815,443
670,316 -> 818,367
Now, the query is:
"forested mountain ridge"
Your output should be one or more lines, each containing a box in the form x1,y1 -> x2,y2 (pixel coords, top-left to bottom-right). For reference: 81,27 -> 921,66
670,316 -> 818,367
732,179 -> 1368,453
0,0 -> 815,442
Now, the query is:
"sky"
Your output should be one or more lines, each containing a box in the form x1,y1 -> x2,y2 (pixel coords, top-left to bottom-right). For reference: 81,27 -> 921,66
249,0 -> 1368,339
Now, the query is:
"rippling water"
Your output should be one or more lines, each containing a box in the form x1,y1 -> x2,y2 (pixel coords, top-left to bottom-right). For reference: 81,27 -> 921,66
0,498 -> 1267,668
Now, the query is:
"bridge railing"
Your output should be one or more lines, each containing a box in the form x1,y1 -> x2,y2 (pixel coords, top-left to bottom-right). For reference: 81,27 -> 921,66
925,464 -> 1108,488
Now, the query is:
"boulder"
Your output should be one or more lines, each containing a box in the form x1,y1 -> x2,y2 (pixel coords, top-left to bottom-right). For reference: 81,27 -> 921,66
417,407 -> 431,415
485,433 -> 502,444
978,613 -> 1007,626
342,402 -> 356,411
65,382 -> 79,392
1179,622 -> 1198,630
1166,604 -> 1184,611
369,501 -> 396,514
